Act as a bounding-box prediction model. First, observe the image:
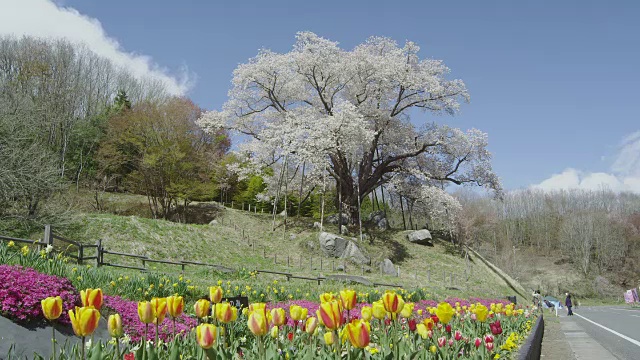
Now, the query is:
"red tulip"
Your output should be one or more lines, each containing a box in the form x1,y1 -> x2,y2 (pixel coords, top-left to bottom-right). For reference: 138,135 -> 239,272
445,324 -> 451,333
437,336 -> 446,348
486,342 -> 494,352
408,319 -> 417,332
431,314 -> 439,323
454,330 -> 462,341
484,334 -> 494,343
474,337 -> 482,348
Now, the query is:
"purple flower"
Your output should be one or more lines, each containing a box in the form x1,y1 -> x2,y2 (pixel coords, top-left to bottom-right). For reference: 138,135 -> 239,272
0,265 -> 78,324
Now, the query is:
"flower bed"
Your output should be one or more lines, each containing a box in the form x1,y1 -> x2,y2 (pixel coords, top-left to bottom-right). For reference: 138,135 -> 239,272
0,264 -> 78,324
103,295 -> 197,343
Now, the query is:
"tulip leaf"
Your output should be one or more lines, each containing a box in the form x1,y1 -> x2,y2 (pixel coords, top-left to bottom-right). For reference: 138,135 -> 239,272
89,340 -> 102,360
169,341 -> 180,360
146,345 -> 158,360
135,343 -> 145,360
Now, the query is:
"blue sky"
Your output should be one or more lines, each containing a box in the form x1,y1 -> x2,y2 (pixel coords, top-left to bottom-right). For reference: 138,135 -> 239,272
3,0 -> 640,192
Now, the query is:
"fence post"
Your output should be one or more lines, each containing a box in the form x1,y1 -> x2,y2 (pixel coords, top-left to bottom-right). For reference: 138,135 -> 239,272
320,258 -> 323,270
287,255 -> 290,267
274,254 -> 277,265
44,224 -> 52,249
263,247 -> 266,258
396,265 -> 400,277
310,257 -> 313,271
96,239 -> 102,267
78,245 -> 84,265
181,263 -> 185,275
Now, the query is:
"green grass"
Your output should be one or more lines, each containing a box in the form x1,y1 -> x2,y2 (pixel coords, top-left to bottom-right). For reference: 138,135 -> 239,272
38,191 -> 530,301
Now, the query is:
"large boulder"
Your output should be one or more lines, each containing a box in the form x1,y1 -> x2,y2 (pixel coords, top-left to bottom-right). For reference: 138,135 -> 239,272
407,229 -> 433,245
319,232 -> 349,258
319,232 -> 370,265
379,258 -> 396,275
325,213 -> 350,225
367,211 -> 389,230
341,241 -> 371,265
326,274 -> 373,286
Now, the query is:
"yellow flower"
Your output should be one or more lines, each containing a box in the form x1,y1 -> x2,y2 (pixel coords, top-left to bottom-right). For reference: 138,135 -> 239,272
360,306 -> 372,321
209,286 -> 224,304
345,319 -> 370,348
7,241 -> 15,247
416,323 -> 428,339
305,316 -> 318,334
107,314 -> 124,338
80,288 -> 103,310
21,246 -> 29,256
372,301 -> 386,320
196,324 -> 217,349
247,309 -> 268,336
270,325 -> 279,339
382,291 -> 404,314
400,302 -> 414,318
167,295 -> 184,319
324,331 -> 335,345
316,300 -> 342,330
474,304 -> 489,322
216,302 -> 238,323
339,289 -> 357,310
151,297 -> 168,324
137,301 -> 155,324
69,306 -> 100,337
41,296 -> 63,321
430,345 -> 437,353
435,302 -> 455,325
194,299 -> 211,318
290,305 -> 308,322
319,292 -> 335,303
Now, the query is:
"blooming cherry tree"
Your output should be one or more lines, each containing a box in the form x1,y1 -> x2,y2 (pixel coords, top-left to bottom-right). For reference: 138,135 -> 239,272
199,32 -> 501,223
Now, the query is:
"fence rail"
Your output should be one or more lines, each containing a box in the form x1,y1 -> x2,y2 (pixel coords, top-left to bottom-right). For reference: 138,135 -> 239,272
0,224 -> 409,289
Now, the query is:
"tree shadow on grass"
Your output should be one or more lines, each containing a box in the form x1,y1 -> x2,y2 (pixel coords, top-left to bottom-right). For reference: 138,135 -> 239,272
367,231 -> 410,263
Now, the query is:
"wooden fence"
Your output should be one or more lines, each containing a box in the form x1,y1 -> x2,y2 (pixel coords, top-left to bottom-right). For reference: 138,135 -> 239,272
0,225 -> 409,289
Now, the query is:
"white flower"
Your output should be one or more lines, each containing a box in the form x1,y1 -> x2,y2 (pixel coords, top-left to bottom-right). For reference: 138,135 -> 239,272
45,244 -> 53,254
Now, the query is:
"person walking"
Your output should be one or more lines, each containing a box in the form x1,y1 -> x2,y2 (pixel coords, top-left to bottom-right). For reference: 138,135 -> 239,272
565,292 -> 573,316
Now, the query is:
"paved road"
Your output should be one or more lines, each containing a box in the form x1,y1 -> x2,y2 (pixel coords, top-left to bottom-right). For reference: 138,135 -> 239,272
560,306 -> 640,360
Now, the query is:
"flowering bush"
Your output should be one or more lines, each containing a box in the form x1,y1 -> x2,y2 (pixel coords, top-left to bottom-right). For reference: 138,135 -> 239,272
0,264 -> 78,323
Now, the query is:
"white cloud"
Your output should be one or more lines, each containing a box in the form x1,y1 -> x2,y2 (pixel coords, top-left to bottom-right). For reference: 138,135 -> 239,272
533,131 -> 640,193
0,0 -> 191,95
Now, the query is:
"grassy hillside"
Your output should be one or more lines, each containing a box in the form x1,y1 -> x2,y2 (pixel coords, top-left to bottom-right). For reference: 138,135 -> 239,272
51,192 -> 529,301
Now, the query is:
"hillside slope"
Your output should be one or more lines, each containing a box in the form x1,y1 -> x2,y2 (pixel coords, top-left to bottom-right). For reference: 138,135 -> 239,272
59,202 -> 530,301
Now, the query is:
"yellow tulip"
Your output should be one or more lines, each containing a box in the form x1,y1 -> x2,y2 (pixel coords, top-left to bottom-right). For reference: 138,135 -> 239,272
319,292 -> 335,303
249,302 -> 266,313
194,299 -> 211,318
69,306 -> 100,337
248,309 -> 268,336
305,316 -> 318,334
474,304 -> 489,322
108,314 -> 123,338
151,297 -> 168,324
430,345 -> 437,353
401,302 -> 414,318
137,301 -> 155,324
270,308 -> 286,326
209,286 -> 223,304
360,306 -> 372,321
270,325 -> 279,339
435,302 -> 455,325
316,300 -> 343,330
41,296 -> 63,321
345,319 -> 370,348
324,331 -> 335,345
340,289 -> 357,310
216,302 -> 237,323
290,305 -> 308,321
416,323 -> 428,339
372,301 -> 386,320
196,324 -> 217,349
167,295 -> 184,319
382,291 -> 404,314
80,288 -> 103,310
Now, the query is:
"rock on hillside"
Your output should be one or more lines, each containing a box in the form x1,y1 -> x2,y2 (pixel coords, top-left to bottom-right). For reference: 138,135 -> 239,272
318,232 -> 370,265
